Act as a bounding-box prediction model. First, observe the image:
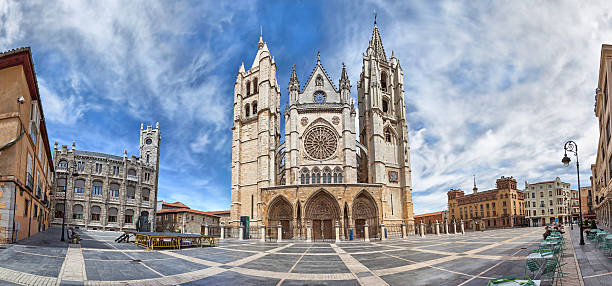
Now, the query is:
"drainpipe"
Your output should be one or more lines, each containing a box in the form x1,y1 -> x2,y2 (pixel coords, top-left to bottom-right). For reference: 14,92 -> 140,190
12,184 -> 17,242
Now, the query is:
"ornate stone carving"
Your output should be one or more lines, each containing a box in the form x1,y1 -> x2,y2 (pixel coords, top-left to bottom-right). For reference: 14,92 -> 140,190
304,125 -> 337,160
301,117 -> 308,126
332,116 -> 340,125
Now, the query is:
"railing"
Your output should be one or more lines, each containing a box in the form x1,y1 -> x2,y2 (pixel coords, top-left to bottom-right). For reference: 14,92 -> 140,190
208,226 -> 221,237
248,226 -> 261,239
127,175 -> 138,182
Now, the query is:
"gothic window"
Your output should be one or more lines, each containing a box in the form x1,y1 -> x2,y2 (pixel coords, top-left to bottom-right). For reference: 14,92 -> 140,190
385,130 -> 392,143
382,99 -> 389,113
315,75 -> 323,87
305,172 -> 310,184
252,101 -> 258,114
304,125 -> 337,160
381,71 -> 388,92
128,169 -> 137,177
312,168 -> 321,184
92,180 -> 103,196
246,81 -> 251,96
74,179 -> 85,194
313,91 -> 326,103
72,204 -> 83,219
146,153 -> 150,163
334,168 -> 343,183
108,207 -> 118,222
253,78 -> 258,93
58,160 -> 67,169
126,185 -> 136,199
57,178 -> 66,192
55,203 -> 64,218
91,206 -> 101,221
125,209 -> 134,223
142,188 -> 150,201
322,169 -> 331,183
245,103 -> 250,117
110,183 -> 120,198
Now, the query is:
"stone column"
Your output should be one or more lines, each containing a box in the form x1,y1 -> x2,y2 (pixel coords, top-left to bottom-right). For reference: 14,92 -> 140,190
306,221 -> 312,243
364,222 -> 370,242
381,224 -> 387,240
220,223 -> 225,239
419,222 -> 425,237
335,221 -> 340,242
277,222 -> 282,242
204,224 -> 209,236
444,220 -> 449,234
460,219 -> 465,234
453,221 -> 457,234
481,220 -> 486,231
401,223 -> 407,239
260,225 -> 266,242
435,220 -> 440,236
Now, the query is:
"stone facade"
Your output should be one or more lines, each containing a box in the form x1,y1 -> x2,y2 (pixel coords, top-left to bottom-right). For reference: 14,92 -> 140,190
50,124 -> 160,231
448,177 -> 527,230
524,177 -> 572,226
0,48 -> 55,243
592,44 -> 612,228
230,23 -> 415,239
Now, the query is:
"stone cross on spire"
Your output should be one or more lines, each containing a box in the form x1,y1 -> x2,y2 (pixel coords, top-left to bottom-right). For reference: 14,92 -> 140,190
317,51 -> 321,63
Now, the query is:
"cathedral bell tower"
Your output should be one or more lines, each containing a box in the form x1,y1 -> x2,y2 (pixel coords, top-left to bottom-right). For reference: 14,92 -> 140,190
139,122 -> 161,169
357,20 -> 414,224
230,32 -> 281,226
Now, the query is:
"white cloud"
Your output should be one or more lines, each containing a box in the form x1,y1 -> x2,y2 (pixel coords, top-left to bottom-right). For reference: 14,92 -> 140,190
0,0 -> 22,48
38,78 -> 88,125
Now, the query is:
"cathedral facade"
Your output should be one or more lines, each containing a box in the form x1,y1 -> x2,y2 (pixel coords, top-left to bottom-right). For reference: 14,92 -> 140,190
230,23 -> 414,239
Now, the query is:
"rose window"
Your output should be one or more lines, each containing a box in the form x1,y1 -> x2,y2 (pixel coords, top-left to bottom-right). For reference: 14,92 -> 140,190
313,91 -> 326,103
304,125 -> 337,160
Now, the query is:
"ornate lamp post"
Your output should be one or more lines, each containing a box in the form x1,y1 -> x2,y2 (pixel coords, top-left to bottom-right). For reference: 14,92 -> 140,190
562,140 -> 585,245
60,161 -> 79,241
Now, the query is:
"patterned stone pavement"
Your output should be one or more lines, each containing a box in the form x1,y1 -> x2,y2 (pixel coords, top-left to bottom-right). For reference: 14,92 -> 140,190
0,226 -> 608,285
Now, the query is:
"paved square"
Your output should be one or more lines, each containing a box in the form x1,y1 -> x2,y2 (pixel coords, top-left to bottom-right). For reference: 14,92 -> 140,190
0,226 -> 609,285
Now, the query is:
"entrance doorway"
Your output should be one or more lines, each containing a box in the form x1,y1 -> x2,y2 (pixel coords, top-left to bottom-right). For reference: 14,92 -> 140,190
267,196 -> 294,240
305,190 -> 341,241
352,191 -> 379,239
355,219 -> 366,238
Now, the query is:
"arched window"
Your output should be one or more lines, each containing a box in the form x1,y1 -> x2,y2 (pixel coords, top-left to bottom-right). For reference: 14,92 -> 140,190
125,209 -> 134,223
108,207 -> 118,222
382,99 -> 389,113
72,204 -> 83,219
381,71 -> 388,92
245,103 -> 250,117
126,185 -> 135,199
55,203 -> 64,218
322,169 -> 331,184
253,78 -> 258,93
252,101 -> 258,114
385,129 -> 392,143
74,179 -> 85,194
128,169 -> 137,176
305,172 -> 310,184
141,211 -> 149,218
56,178 -> 66,192
110,183 -> 120,198
301,169 -> 308,184
146,153 -> 150,163
246,81 -> 251,96
92,180 -> 103,196
58,160 -> 68,169
142,188 -> 150,201
312,168 -> 321,184
315,75 -> 323,87
333,169 -> 343,183
91,206 -> 101,221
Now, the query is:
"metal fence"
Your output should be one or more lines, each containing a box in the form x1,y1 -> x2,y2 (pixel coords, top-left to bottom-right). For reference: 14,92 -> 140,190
208,226 -> 220,237
248,226 -> 261,239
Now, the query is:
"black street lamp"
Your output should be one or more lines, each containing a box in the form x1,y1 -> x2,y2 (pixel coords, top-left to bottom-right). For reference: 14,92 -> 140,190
60,161 -> 79,242
562,140 -> 585,245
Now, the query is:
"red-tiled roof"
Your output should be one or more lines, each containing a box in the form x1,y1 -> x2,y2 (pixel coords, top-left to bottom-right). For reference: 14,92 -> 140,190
414,211 -> 444,218
204,210 -> 230,216
162,202 -> 189,208
156,208 -> 220,217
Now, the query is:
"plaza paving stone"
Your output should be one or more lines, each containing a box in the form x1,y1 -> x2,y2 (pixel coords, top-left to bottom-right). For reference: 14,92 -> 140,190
0,226 -> 609,285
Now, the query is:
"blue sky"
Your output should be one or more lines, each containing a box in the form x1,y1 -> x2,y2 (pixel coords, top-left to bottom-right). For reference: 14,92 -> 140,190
2,1 -> 612,214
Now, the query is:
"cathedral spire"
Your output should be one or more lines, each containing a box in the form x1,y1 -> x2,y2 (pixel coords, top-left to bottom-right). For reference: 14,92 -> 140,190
258,26 -> 264,49
369,19 -> 387,61
289,64 -> 300,92
473,175 -> 478,194
339,62 -> 350,90
239,62 -> 245,74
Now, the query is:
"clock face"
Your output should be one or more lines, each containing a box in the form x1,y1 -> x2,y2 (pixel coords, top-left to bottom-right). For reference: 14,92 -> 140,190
313,92 -> 326,103
146,138 -> 152,145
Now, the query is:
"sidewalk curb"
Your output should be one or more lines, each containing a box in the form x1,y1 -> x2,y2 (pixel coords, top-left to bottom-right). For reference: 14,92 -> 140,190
568,228 -> 585,286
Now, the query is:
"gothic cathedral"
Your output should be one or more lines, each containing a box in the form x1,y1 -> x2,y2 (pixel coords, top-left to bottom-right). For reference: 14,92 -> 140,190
230,23 -> 414,239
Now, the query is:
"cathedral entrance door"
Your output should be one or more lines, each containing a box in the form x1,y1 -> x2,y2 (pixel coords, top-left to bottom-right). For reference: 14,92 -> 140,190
312,219 -> 333,240
322,219 -> 333,240
313,220 -> 322,240
355,219 -> 365,239
281,219 -> 291,239
305,190 -> 341,241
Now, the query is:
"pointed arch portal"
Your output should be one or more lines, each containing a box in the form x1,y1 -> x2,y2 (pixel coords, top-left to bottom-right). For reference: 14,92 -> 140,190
268,196 -> 293,239
305,190 -> 341,240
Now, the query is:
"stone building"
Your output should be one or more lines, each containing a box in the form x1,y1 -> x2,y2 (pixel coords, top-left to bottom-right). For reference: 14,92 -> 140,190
447,176 -> 526,230
230,22 -> 414,240
205,210 -> 230,225
591,44 -> 612,228
155,201 -> 220,234
571,189 -> 580,222
579,186 -> 594,218
0,47 -> 55,243
50,124 -> 160,231
524,177 -> 572,226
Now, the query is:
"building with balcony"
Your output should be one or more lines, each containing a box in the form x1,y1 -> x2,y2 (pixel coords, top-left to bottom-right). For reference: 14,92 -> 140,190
524,177 -> 572,226
0,47 -> 55,243
447,176 -> 527,230
50,124 -> 160,231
